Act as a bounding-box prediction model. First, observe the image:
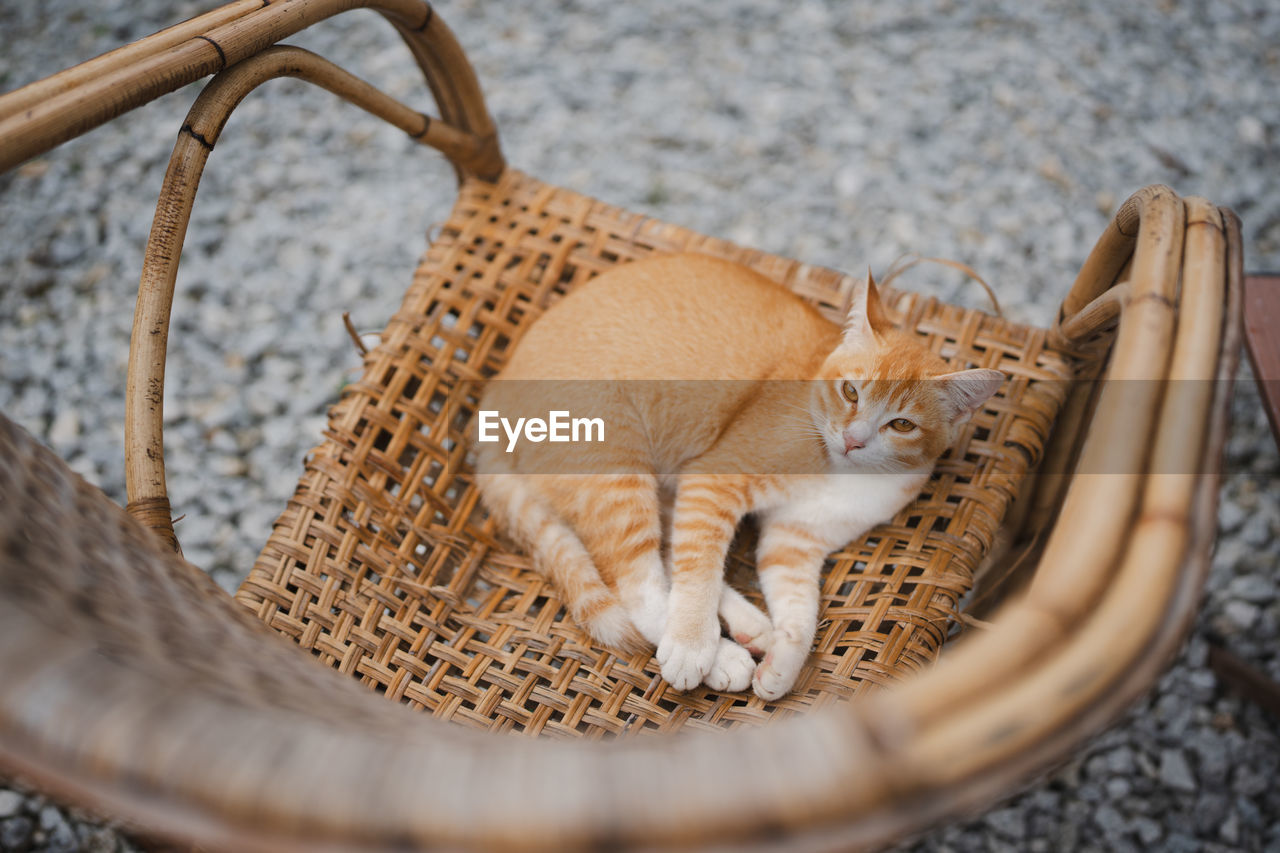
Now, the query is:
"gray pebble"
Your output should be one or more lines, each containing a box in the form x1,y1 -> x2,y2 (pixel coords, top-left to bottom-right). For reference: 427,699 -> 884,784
47,407 -> 81,448
1192,738 -> 1230,787
0,788 -> 22,818
1220,809 -> 1242,846
1236,794 -> 1265,830
0,815 -> 35,849
1163,832 -> 1202,853
1218,498 -> 1247,533
1194,792 -> 1231,836
1093,803 -> 1126,839
39,804 -> 64,829
1106,776 -> 1132,799
1228,572 -> 1276,603
1103,745 -> 1136,776
1077,781 -> 1104,803
39,804 -> 78,852
1159,749 -> 1198,793
983,807 -> 1024,840
1132,815 -> 1163,845
1240,512 -> 1273,547
1233,764 -> 1271,798
1223,599 -> 1260,630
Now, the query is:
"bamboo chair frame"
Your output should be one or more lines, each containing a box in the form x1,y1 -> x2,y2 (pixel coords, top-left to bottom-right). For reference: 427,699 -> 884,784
123,42 -> 490,551
0,1 -> 1243,850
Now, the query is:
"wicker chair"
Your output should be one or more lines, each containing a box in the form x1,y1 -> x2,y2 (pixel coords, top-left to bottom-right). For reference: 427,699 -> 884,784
0,1 -> 1243,849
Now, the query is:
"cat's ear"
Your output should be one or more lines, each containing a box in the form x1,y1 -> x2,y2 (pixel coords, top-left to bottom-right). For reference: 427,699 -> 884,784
842,269 -> 893,347
937,368 -> 1005,423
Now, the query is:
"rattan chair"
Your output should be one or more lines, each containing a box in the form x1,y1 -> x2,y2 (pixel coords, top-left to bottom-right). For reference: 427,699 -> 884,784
0,1 -> 1243,849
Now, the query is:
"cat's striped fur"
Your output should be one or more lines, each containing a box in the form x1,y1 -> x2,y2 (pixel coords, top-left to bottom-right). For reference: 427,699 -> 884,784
474,254 -> 1003,699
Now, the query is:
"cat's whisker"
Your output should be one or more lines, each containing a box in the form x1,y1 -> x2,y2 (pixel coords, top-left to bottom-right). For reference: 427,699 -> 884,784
774,423 -> 825,437
773,425 -> 824,438
774,433 -> 830,450
782,426 -> 828,439
772,413 -> 824,431
773,404 -> 816,418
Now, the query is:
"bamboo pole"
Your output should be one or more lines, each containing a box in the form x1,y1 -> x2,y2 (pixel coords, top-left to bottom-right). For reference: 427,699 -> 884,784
124,45 -> 485,547
0,0 -> 264,123
837,203 -> 1236,850
877,186 -> 1184,731
1058,184 -> 1170,319
889,198 -> 1226,785
0,0 -> 502,179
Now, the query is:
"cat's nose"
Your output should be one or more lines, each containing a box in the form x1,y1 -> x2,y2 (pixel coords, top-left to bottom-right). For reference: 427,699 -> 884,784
843,423 -> 871,453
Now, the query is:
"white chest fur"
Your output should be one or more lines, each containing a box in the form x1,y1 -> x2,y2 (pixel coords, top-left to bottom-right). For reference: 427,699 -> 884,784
761,470 -> 930,548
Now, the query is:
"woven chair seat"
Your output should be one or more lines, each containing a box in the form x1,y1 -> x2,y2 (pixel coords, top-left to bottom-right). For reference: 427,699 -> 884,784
0,1 -> 1243,849
235,168 -> 1073,735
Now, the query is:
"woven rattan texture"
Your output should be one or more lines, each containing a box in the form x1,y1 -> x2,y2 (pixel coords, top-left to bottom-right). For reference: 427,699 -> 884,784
235,169 -> 1075,737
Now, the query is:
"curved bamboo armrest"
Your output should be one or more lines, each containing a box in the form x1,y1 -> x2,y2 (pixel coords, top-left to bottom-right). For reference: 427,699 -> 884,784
1051,184 -> 1181,349
0,0 -> 503,180
878,196 -> 1240,763
123,43 -> 496,549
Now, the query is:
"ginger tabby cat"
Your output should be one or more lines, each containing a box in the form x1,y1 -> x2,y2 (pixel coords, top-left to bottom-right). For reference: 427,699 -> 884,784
474,253 -> 1003,700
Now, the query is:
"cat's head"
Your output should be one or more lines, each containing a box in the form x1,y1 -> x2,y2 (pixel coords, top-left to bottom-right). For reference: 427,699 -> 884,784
810,272 -> 1005,472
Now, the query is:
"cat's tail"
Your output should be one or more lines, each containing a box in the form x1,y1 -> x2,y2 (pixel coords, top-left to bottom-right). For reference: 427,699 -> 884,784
474,468 -> 645,655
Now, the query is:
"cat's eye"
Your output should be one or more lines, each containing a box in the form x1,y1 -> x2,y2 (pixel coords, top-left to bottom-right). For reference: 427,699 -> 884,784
841,381 -> 858,405
888,418 -> 916,433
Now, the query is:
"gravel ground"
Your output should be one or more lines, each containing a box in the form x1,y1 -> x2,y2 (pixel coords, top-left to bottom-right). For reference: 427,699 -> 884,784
2,0 -> 1278,850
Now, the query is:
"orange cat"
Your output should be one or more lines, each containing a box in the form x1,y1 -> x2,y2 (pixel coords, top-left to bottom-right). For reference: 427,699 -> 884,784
474,253 -> 1003,699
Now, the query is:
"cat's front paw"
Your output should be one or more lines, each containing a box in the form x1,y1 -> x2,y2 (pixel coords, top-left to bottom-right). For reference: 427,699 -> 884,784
656,630 -> 718,692
703,638 -> 755,692
751,638 -> 811,701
